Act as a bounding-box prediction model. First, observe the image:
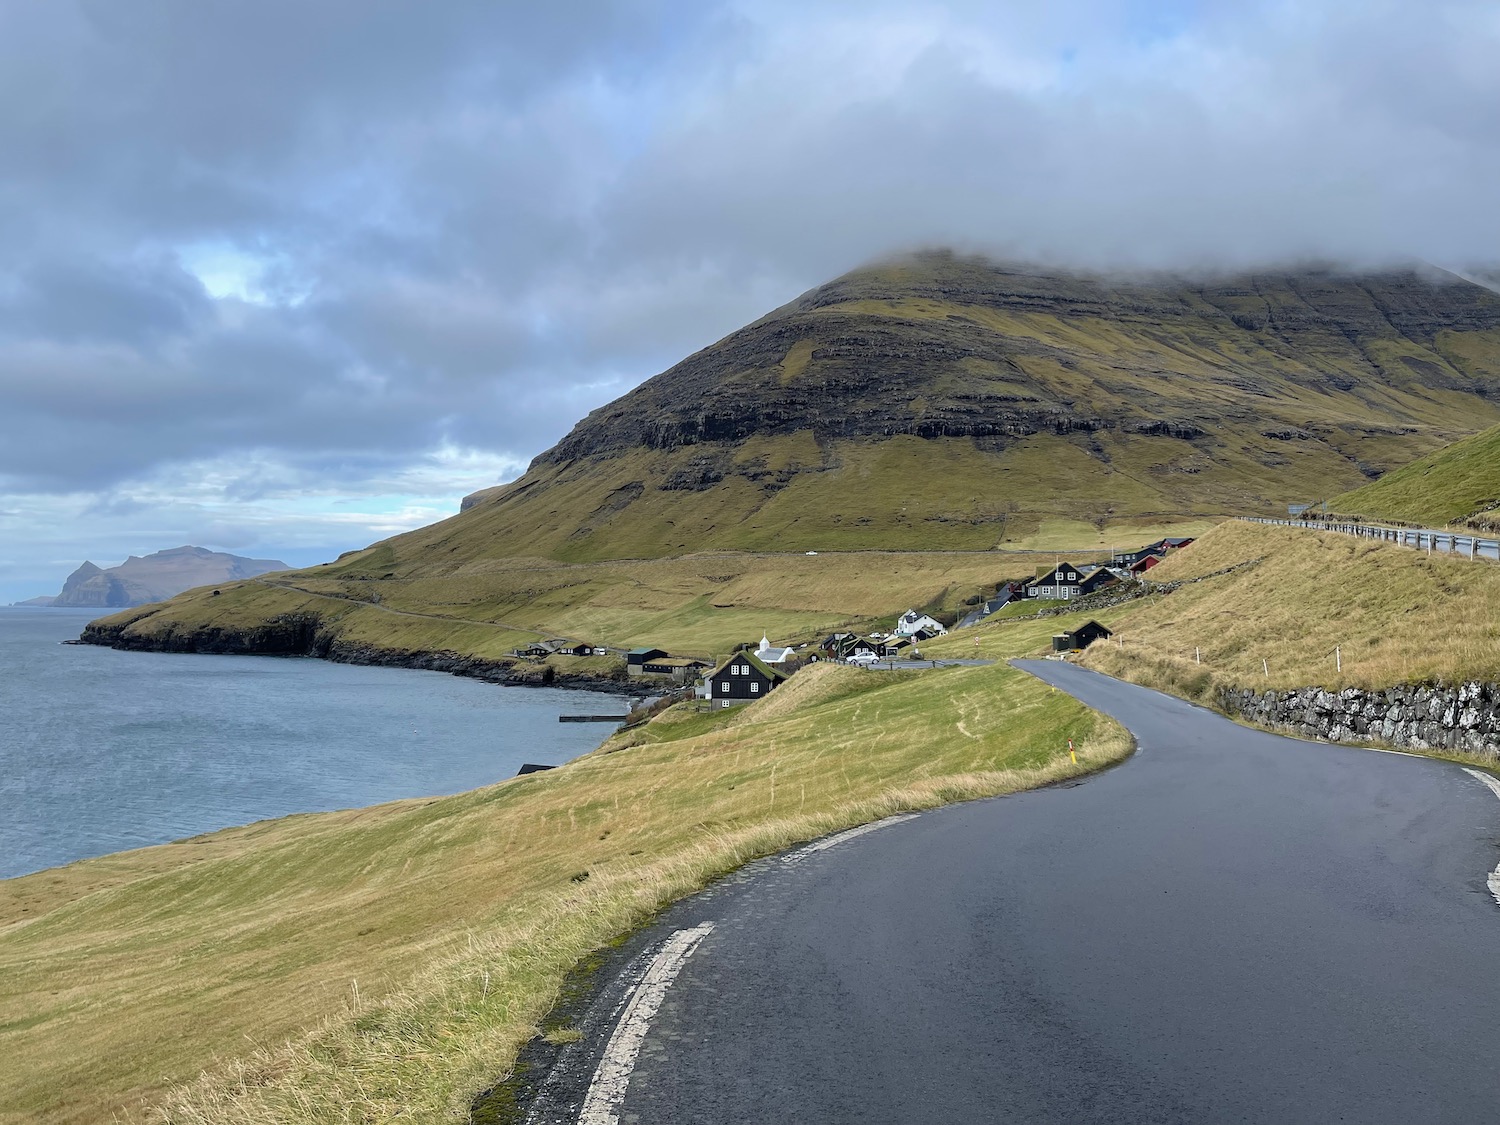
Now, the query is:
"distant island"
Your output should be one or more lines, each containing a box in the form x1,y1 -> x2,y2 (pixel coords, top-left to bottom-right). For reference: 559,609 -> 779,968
25,546 -> 289,608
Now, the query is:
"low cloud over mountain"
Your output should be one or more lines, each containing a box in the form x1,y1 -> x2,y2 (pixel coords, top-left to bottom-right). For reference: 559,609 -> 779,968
3,0 -> 1499,599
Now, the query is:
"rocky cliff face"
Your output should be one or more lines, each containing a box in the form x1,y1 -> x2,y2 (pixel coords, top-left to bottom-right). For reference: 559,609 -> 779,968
78,613 -> 627,692
51,547 -> 289,608
451,253 -> 1500,560
532,255 -> 1500,466
55,562 -> 130,608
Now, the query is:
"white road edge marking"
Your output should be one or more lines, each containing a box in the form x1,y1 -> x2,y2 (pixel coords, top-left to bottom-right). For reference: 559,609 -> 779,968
1462,768 -> 1500,907
578,922 -> 715,1125
783,813 -> 919,865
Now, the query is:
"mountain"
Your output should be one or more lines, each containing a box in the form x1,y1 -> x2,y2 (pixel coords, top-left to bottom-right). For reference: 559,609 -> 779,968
1330,422 -> 1500,531
52,547 -> 289,608
11,596 -> 56,607
80,254 -> 1500,666
459,253 -> 1500,558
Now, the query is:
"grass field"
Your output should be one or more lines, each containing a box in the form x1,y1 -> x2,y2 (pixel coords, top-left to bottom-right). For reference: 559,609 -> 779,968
450,257 -> 1500,565
1330,422 -> 1500,530
91,543 -> 1184,668
1075,520 -> 1500,698
0,642 -> 1128,1124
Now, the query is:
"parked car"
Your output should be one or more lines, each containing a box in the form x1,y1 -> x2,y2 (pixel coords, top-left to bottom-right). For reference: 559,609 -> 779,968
846,651 -> 880,666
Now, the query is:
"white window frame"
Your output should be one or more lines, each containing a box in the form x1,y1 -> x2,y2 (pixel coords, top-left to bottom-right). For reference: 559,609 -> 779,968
751,682 -> 759,693
721,681 -> 730,692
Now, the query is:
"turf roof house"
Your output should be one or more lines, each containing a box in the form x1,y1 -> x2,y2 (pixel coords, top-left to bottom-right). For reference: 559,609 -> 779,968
513,638 -> 593,657
624,647 -> 704,678
822,633 -> 889,659
1114,537 -> 1195,569
1052,620 -> 1114,653
1077,566 -> 1121,596
705,650 -> 789,709
1027,562 -> 1087,600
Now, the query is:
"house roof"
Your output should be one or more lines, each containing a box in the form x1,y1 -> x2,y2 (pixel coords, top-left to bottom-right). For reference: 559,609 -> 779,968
644,656 -> 708,668
1054,621 -> 1113,644
627,646 -> 665,656
708,650 -> 790,682
1039,560 -> 1083,576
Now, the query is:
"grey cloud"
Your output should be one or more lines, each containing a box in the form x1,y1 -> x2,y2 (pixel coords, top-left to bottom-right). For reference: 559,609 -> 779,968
3,0 -> 1500,597
0,255 -> 209,345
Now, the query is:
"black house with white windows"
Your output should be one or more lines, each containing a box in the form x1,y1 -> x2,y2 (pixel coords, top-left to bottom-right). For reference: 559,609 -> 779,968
1027,561 -> 1086,600
705,650 -> 789,709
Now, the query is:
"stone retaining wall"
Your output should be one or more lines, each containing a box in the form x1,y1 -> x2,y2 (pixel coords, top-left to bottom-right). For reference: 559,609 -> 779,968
1216,681 -> 1500,758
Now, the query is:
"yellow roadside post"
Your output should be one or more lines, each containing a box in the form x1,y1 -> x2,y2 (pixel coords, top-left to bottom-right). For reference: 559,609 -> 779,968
1068,738 -> 1076,764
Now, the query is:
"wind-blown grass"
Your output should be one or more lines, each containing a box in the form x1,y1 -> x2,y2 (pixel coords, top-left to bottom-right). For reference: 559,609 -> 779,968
1077,520 -> 1500,695
0,656 -> 1127,1124
1330,422 -> 1500,530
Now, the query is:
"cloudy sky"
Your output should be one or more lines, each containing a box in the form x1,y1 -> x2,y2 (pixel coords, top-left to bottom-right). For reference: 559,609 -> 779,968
3,0 -> 1499,601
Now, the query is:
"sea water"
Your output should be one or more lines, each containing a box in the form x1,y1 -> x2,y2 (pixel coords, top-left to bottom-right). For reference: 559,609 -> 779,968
0,607 -> 630,879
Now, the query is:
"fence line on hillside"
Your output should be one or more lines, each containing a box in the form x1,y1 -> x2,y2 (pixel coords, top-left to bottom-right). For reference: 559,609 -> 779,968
1239,517 -> 1500,563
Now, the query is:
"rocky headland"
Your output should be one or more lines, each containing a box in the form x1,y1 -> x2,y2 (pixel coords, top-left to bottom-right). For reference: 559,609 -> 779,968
51,546 -> 289,608
77,612 -> 633,695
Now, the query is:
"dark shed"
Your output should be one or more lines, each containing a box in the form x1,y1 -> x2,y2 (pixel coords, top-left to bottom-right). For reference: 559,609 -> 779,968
1051,620 -> 1114,652
705,650 -> 789,709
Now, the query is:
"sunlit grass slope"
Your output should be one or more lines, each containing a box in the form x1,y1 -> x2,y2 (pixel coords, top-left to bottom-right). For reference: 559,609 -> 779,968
1330,422 -> 1500,530
89,543 -> 1176,665
466,432 -> 1355,561
90,254 -> 1500,660
463,254 -> 1500,560
0,658 -> 1128,1124
1076,520 -> 1500,699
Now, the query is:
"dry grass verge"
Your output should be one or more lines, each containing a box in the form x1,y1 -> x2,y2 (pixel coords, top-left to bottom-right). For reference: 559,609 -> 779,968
1078,520 -> 1500,691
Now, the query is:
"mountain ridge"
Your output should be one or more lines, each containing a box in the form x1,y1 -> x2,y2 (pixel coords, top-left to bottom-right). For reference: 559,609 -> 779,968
52,546 -> 289,608
455,252 -> 1500,560
78,252 -> 1500,669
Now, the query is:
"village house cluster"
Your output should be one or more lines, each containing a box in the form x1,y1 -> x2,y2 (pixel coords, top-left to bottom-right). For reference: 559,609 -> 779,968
1021,537 -> 1194,603
514,536 -> 1194,710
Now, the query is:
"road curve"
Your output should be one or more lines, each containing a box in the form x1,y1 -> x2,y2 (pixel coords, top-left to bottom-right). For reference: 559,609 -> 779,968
513,662 -> 1500,1125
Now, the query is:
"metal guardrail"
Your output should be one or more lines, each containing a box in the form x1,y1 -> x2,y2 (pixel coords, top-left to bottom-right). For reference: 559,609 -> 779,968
1241,517 -> 1500,562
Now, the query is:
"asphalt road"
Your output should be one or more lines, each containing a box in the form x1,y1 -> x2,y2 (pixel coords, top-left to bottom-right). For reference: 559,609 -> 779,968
514,662 -> 1500,1125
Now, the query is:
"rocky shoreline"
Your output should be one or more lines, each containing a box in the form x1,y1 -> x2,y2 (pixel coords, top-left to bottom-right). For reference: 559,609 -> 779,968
77,613 -> 637,696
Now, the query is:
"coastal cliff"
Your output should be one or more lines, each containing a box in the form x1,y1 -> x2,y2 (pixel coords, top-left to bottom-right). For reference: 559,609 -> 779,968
77,612 -> 632,693
52,547 -> 290,608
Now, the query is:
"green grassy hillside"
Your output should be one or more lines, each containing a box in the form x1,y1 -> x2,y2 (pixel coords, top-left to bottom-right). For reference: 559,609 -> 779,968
463,253 -> 1500,560
1330,423 -> 1500,530
1078,519 -> 1500,693
0,650 -> 1127,1124
86,547 -> 1121,666
85,254 -> 1500,664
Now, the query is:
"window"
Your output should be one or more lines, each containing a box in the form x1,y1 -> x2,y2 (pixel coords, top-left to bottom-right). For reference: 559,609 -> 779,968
751,682 -> 760,693
721,682 -> 730,692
